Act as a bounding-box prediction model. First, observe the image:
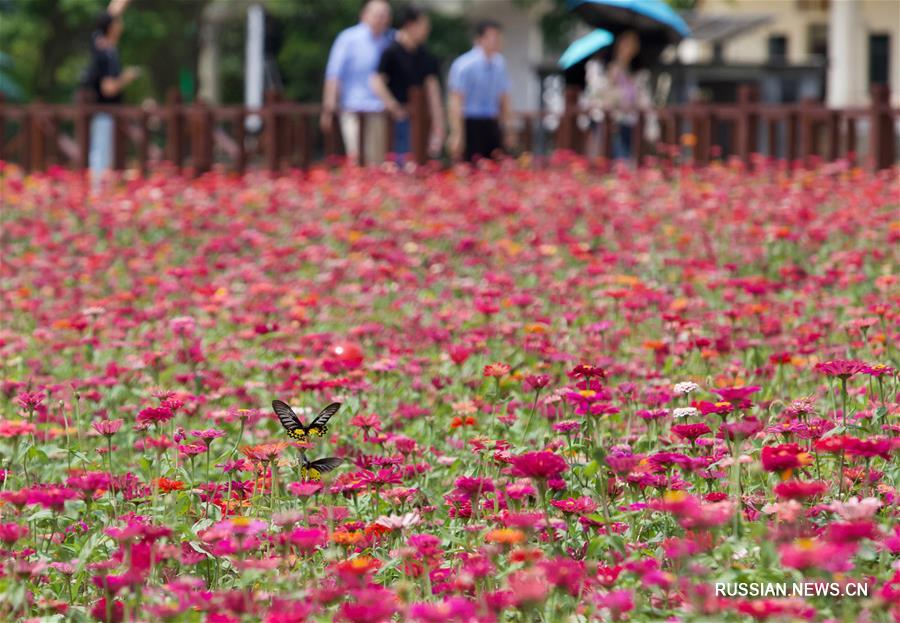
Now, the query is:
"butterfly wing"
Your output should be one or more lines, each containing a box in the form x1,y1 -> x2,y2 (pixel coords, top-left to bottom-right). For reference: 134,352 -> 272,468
272,400 -> 304,437
308,457 -> 344,473
307,402 -> 341,437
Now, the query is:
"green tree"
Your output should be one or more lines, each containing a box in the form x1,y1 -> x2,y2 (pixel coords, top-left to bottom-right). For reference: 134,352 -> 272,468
0,0 -> 207,103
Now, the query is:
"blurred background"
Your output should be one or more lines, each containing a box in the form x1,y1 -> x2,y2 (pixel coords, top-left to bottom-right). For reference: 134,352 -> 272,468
0,0 -> 896,174
1,0 -> 897,109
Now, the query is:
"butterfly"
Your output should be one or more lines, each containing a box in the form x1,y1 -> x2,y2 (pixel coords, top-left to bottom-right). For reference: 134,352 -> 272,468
300,455 -> 344,482
272,400 -> 341,440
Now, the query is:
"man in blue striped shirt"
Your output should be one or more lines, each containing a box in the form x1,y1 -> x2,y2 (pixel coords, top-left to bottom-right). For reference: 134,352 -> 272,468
321,0 -> 393,165
447,20 -> 513,162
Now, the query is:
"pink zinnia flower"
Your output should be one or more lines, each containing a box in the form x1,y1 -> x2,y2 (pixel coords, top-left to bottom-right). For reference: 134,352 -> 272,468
92,419 -> 123,437
288,481 -> 323,497
814,359 -> 868,380
510,451 -> 568,480
551,496 -> 597,515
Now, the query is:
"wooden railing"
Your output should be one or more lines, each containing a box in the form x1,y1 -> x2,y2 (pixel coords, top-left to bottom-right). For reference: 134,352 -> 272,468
0,84 -> 896,174
559,83 -> 898,170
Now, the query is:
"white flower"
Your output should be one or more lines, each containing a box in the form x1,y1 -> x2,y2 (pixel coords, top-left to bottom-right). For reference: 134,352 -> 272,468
375,512 -> 421,530
673,381 -> 701,396
828,497 -> 882,521
673,407 -> 699,418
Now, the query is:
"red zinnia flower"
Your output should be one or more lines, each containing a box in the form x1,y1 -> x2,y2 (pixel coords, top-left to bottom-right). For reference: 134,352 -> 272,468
773,480 -> 828,500
761,443 -> 812,478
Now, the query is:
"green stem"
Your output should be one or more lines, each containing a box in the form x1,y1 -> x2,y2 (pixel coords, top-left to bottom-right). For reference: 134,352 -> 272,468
523,389 -> 542,441
107,437 -> 117,519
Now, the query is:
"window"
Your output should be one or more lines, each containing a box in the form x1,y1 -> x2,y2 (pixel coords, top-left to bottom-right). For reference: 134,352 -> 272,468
869,34 -> 890,85
807,24 -> 828,61
768,35 -> 788,63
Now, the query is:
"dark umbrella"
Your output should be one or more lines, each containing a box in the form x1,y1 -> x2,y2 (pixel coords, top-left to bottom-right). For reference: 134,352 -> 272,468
566,0 -> 691,48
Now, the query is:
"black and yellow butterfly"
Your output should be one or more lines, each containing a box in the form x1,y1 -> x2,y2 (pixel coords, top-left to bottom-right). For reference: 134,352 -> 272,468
272,400 -> 341,440
300,455 -> 344,481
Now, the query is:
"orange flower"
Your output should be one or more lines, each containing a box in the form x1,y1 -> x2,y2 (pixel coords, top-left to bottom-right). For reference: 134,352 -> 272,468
155,477 -> 185,493
486,528 -> 526,545
508,547 -> 544,563
450,416 -> 476,429
331,530 -> 365,546
240,442 -> 289,463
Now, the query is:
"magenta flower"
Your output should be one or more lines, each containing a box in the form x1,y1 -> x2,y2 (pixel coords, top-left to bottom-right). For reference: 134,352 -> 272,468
510,451 -> 568,480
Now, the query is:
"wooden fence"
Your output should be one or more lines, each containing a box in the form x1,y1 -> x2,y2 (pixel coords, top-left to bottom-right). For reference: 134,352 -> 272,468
0,84 -> 896,174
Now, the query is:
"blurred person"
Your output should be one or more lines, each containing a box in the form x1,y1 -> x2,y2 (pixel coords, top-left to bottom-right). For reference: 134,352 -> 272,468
594,30 -> 652,160
447,20 -> 513,162
371,4 -> 445,164
321,0 -> 393,166
85,0 -> 140,188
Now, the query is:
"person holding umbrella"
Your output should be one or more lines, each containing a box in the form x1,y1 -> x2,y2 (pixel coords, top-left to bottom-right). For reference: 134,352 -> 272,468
565,0 -> 690,160
599,30 -> 652,159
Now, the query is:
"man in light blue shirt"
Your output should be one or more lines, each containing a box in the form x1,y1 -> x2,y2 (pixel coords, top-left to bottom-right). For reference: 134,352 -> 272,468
321,0 -> 393,165
447,20 -> 513,162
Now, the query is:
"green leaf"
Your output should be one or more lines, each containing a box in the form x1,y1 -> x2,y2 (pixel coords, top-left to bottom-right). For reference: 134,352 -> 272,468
819,425 -> 845,440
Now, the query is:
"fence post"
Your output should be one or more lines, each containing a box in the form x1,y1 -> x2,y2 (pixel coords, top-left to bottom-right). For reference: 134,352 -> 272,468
298,112 -> 311,170
798,97 -> 817,168
234,108 -> 246,175
845,117 -> 857,165
45,109 -> 60,168
166,88 -> 183,171
785,108 -> 799,169
409,85 -> 428,165
736,84 -> 758,167
869,84 -> 894,171
113,110 -> 126,171
191,98 -> 213,176
137,108 -> 149,177
29,103 -> 44,172
522,115 -> 533,153
263,91 -> 280,174
826,109 -> 840,161
632,109 -> 645,166
559,85 -> 580,151
75,89 -> 91,170
694,104 -> 712,166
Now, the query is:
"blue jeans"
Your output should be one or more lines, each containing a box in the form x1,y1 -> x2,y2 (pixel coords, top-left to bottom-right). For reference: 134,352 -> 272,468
612,123 -> 633,160
89,113 -> 114,180
392,118 -> 411,165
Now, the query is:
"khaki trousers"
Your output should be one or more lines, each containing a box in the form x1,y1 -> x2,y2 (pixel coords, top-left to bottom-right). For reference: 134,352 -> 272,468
340,112 -> 388,166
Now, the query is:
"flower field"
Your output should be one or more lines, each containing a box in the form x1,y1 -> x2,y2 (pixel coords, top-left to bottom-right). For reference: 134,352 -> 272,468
1,157 -> 898,622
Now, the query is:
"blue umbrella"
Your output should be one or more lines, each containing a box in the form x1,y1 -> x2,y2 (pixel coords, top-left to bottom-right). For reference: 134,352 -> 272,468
566,0 -> 690,46
558,29 -> 614,69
